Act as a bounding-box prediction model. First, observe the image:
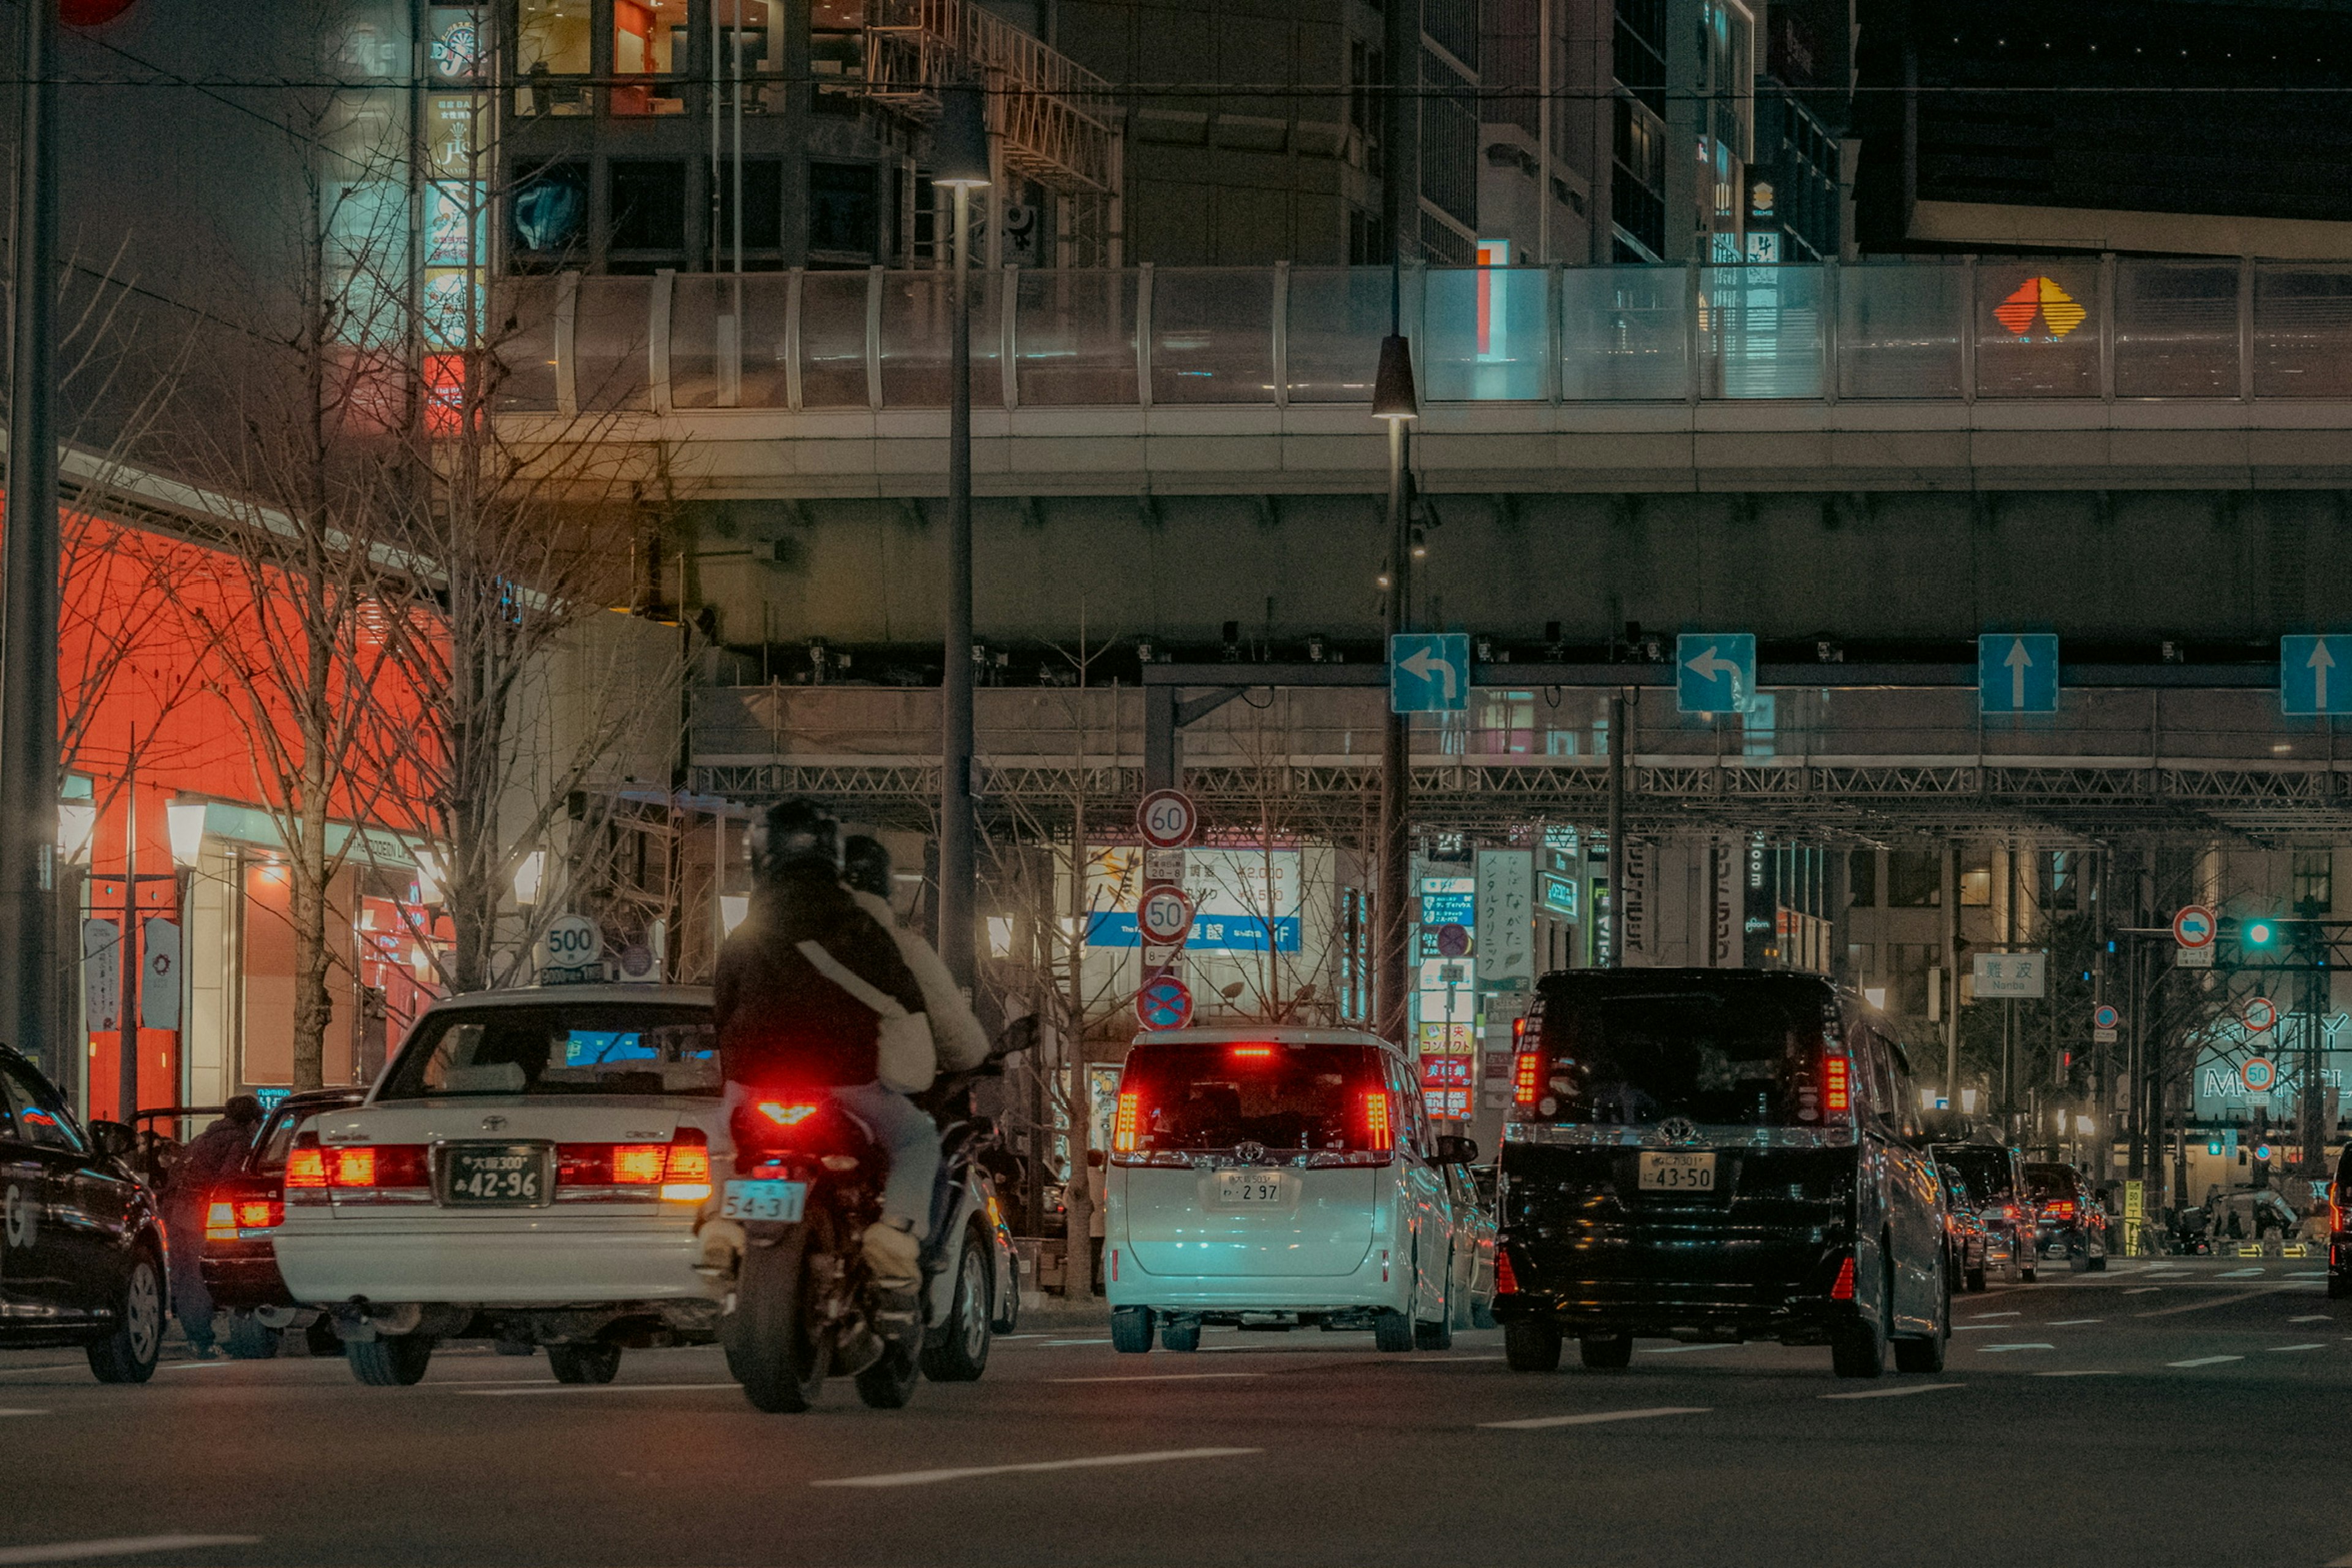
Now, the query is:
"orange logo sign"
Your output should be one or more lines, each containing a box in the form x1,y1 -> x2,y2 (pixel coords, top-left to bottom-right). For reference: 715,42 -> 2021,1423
1994,276 -> 2087,339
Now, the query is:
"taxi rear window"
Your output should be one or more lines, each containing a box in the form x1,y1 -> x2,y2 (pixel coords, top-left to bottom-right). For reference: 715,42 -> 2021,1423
380,1005 -> 720,1098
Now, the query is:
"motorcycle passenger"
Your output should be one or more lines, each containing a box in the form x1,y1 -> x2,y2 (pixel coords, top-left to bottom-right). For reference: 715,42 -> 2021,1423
713,801 -> 935,1295
841,835 -> 990,1079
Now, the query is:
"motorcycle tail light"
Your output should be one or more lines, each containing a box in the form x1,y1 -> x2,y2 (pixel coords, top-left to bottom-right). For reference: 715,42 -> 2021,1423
758,1101 -> 820,1127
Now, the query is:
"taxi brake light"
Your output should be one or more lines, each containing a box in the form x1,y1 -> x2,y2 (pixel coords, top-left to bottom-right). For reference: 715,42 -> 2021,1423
326,1145 -> 428,1189
286,1147 -> 326,1188
1363,1090 -> 1393,1153
333,1148 -> 375,1188
662,1129 -> 712,1201
611,1145 -> 668,1184
1512,1052 -> 1543,1106
1822,1055 -> 1851,1115
1831,1257 -> 1856,1300
1112,1090 -> 1141,1153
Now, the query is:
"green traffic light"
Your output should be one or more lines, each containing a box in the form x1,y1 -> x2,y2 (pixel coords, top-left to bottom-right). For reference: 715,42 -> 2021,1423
2245,919 -> 2277,948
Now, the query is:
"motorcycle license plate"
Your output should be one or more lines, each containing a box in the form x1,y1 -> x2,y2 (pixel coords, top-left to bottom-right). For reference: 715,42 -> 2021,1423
1637,1152 -> 1716,1193
722,1179 -> 807,1222
1215,1171 -> 1284,1204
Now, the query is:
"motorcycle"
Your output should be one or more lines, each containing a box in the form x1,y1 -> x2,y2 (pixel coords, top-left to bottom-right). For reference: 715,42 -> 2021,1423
717,1022 -> 1031,1413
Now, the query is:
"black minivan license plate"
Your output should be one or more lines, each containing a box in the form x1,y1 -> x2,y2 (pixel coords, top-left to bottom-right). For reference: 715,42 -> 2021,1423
443,1143 -> 549,1206
1637,1152 -> 1716,1193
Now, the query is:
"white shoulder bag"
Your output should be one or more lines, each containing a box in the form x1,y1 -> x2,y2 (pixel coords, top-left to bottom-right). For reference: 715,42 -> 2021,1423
796,940 -> 936,1094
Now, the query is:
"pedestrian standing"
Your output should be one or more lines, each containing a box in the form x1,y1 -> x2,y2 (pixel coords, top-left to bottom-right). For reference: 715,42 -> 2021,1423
1086,1148 -> 1107,1295
163,1096 -> 264,1359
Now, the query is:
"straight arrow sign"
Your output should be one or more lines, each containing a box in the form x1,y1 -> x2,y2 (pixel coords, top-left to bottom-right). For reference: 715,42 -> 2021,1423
2282,635 -> 2352,716
1978,633 -> 2058,714
2312,639 -> 2333,712
2006,638 -> 2032,709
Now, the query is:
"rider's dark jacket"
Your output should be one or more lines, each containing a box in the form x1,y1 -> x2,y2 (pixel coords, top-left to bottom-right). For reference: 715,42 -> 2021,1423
712,861 -> 925,1089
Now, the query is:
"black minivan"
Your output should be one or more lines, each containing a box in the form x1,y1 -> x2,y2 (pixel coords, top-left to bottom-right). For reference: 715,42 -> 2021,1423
1493,969 -> 1951,1379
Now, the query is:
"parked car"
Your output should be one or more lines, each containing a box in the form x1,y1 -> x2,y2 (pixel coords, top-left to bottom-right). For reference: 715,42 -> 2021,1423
1929,1140 -> 2038,1287
1933,1161 -> 1989,1292
199,1089 -> 364,1357
2331,1147 -> 2348,1299
1104,1027 -> 1481,1353
1493,970 -> 1951,1379
0,1044 -> 168,1382
2023,1162 -> 2109,1272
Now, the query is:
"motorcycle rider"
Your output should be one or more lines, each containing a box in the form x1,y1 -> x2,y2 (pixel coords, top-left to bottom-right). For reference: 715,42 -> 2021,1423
711,801 -> 935,1294
842,834 -> 990,1077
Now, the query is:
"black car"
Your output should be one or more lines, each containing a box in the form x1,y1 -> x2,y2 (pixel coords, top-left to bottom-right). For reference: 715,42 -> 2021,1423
2024,1161 -> 2109,1272
1931,1140 -> 2039,1287
0,1044 -> 168,1381
2329,1145 -> 2349,1300
1493,970 -> 1951,1380
199,1090 -> 363,1357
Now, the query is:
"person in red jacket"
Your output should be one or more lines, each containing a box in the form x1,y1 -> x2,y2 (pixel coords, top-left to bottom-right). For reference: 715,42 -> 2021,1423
712,801 -> 933,1288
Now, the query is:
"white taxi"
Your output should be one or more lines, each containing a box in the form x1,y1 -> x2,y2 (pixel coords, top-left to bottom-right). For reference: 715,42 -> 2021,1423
273,983 -> 726,1385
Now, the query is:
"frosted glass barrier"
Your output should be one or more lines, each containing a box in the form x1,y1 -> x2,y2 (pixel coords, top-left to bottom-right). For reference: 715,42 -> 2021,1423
734,273 -> 793,408
572,277 -> 651,411
1837,264 -> 1963,399
878,271 -> 1003,408
490,279 -> 559,411
798,270 -> 870,409
1559,267 -> 1687,401
1702,264 -> 1823,399
2114,262 -> 2237,398
1016,269 -> 1138,405
1150,269 -> 1274,404
1422,267 -> 1548,401
2252,265 -> 2352,398
669,273 -> 726,408
1284,268 -> 1390,404
1975,261 -> 2100,398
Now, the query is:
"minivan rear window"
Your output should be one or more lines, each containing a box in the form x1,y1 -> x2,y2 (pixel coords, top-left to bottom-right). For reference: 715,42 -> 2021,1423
1529,984 -> 1830,1128
1114,1041 -> 1389,1156
2024,1163 -> 2079,1201
1935,1145 -> 2016,1204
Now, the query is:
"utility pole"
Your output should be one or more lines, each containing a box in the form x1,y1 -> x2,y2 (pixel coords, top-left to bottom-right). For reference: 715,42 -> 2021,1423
1372,331 -> 1417,1046
118,734 -> 139,1123
1,0 -> 61,1079
1605,693 -> 1626,968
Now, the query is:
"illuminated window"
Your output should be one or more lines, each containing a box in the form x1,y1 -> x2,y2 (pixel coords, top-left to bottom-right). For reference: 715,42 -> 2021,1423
2293,850 -> 2332,915
986,916 -> 1014,960
516,0 -> 590,116
611,0 -> 687,115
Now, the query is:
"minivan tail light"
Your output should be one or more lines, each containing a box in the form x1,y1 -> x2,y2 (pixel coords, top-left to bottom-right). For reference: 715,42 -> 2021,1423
1494,1248 -> 1519,1296
2045,1199 -> 2076,1219
1229,1046 -> 1273,1059
1112,1090 -> 1141,1153
1830,1256 -> 1856,1300
1512,1052 -> 1542,1105
1362,1090 -> 1393,1152
1822,1055 -> 1851,1114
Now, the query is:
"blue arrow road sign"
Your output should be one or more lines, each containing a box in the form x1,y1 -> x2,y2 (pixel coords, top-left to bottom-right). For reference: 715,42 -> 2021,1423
2281,635 -> 2352,715
1979,633 -> 2059,714
1675,633 -> 1755,715
1390,633 -> 1470,714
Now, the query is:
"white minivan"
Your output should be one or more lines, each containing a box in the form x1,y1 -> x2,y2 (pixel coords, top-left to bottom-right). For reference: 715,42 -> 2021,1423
1104,1026 -> 1486,1352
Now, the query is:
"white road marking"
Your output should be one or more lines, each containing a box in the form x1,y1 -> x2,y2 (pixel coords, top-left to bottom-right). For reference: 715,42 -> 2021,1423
0,1409 -> 49,1417
157,1362 -> 238,1371
459,1382 -> 735,1397
814,1447 -> 1262,1488
1964,1311 -> 2021,1319
1039,1339 -> 1112,1347
2217,1267 -> 2266,1278
2122,1287 -> 2160,1295
2033,1371 -> 2120,1378
2166,1355 -> 2243,1368
0,1366 -> 79,1378
2134,1289 -> 2281,1318
1977,1344 -> 2055,1353
2287,1270 -> 2326,1279
1640,1343 -> 1743,1354
1950,1325 -> 2005,1333
2047,1319 -> 2103,1326
1480,1407 -> 1709,1430
2266,1343 -> 2325,1353
1820,1382 -> 1962,1400
2290,1314 -> 2332,1323
1049,1373 -> 1265,1384
0,1537 -> 261,1565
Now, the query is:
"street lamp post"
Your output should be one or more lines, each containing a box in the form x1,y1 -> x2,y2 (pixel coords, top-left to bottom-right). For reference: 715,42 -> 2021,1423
932,85 -> 991,995
1372,334 -> 1418,1047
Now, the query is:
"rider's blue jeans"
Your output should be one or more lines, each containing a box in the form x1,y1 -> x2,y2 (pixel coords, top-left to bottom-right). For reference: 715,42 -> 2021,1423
832,1080 -> 940,1239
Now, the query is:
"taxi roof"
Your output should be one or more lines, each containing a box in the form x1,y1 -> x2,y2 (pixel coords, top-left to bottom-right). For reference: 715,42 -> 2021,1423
1125,1024 -> 1400,1056
418,982 -> 715,1014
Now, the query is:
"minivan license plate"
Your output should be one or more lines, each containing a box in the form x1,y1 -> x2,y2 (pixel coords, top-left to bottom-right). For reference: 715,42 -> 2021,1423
1637,1152 -> 1716,1193
721,1179 -> 807,1222
1215,1171 -> 1283,1205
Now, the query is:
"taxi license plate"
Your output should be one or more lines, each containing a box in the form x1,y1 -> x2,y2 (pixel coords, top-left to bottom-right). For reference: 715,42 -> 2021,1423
1637,1152 -> 1717,1193
1215,1171 -> 1284,1204
722,1179 -> 808,1222
443,1144 -> 549,1206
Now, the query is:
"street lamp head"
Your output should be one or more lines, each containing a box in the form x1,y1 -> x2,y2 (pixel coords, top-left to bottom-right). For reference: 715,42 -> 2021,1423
931,84 -> 992,189
166,797 -> 207,869
56,801 -> 96,864
1371,334 -> 1419,420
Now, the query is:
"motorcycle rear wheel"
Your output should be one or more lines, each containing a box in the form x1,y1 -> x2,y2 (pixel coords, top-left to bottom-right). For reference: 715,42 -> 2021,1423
855,1340 -> 921,1408
724,1220 -> 831,1413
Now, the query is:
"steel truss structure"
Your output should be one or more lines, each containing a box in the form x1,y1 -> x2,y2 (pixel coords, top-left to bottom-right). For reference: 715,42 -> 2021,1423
690,758 -> 2352,846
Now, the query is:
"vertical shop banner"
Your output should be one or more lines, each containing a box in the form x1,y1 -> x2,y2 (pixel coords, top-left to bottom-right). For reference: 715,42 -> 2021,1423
140,918 -> 183,1031
82,919 -> 121,1032
1621,840 -> 1650,959
1711,839 -> 1739,966
1474,850 -> 1534,990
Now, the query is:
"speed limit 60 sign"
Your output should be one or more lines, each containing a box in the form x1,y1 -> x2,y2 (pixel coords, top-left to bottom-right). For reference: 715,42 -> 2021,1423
1136,789 -> 1197,849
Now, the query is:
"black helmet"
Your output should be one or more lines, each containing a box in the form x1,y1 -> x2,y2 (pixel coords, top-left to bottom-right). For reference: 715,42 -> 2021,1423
751,799 -> 839,882
843,834 -> 891,900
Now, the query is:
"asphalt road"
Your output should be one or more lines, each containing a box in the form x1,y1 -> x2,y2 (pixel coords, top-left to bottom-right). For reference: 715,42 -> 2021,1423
2,1257 -> 2348,1568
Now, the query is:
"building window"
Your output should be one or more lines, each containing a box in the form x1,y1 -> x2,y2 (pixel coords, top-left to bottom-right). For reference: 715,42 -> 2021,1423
516,0 -> 591,116
811,0 -> 866,82
1888,850 -> 1941,908
1474,691 -> 1537,756
1958,848 -> 1992,907
1890,943 -> 1939,1017
2293,850 -> 2333,915
609,160 -> 687,254
508,159 -> 589,269
809,160 -> 879,260
1849,850 -> 1877,908
2039,849 -> 2079,912
714,160 -> 785,253
611,0 -> 686,115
